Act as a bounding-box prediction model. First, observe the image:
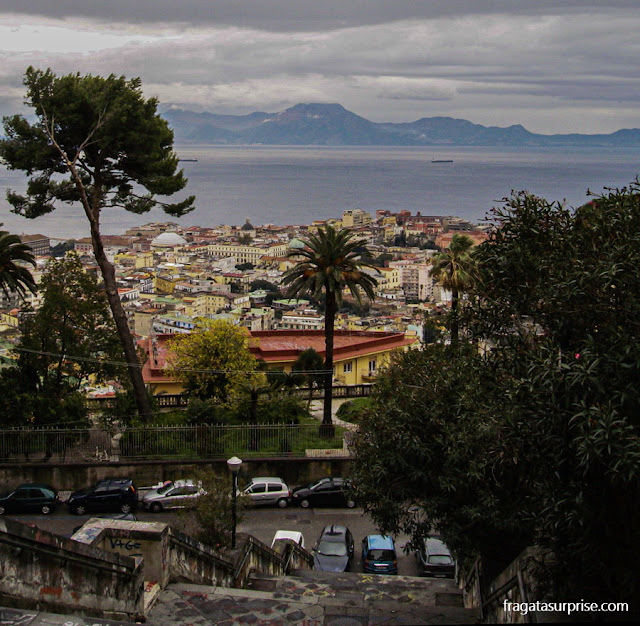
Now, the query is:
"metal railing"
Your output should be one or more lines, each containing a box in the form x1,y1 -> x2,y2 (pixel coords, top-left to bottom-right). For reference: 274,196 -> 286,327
0,423 -> 349,464
85,384 -> 373,411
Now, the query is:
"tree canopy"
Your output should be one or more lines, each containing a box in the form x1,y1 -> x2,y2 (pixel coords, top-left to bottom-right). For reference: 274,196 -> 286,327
166,319 -> 258,403
352,183 -> 640,605
0,67 -> 195,420
0,253 -> 122,427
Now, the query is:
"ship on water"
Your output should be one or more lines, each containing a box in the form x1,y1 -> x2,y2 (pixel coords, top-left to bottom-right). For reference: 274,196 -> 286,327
431,159 -> 453,163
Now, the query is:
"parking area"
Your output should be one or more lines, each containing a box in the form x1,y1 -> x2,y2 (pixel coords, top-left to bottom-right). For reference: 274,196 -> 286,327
5,504 -> 420,577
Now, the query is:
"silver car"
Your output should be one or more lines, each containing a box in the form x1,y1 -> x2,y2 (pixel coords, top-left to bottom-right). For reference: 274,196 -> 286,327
142,479 -> 205,512
242,477 -> 290,508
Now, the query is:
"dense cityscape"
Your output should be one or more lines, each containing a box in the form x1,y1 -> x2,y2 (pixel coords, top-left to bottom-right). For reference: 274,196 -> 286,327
2,210 -> 487,397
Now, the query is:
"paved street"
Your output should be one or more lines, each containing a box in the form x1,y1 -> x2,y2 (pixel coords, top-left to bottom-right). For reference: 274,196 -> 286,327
5,504 -> 420,576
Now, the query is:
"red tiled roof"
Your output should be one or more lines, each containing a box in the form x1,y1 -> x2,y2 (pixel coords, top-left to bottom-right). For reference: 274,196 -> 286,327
141,330 -> 416,385
249,330 -> 415,363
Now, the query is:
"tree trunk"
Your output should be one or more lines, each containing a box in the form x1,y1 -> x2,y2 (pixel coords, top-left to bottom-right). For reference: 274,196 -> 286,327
88,222 -> 153,422
321,289 -> 336,437
450,288 -> 459,347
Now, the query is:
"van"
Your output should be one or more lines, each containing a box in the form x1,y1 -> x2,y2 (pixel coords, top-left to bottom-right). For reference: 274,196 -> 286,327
361,535 -> 397,574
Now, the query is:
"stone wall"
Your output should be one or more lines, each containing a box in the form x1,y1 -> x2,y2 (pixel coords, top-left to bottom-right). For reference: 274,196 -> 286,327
0,457 -> 352,492
0,517 -> 144,621
73,518 -> 171,587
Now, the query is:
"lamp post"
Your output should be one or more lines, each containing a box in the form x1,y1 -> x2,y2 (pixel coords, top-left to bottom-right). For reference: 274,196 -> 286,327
227,456 -> 242,548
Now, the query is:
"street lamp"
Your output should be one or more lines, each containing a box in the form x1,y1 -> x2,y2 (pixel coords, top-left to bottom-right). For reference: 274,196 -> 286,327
227,456 -> 242,548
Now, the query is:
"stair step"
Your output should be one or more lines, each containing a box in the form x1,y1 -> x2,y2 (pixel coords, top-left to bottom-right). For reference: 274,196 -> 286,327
143,580 -> 162,615
150,580 -> 479,625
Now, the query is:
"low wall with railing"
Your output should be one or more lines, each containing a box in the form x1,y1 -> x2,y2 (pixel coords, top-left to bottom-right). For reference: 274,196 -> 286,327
0,422 -> 354,465
85,384 -> 373,411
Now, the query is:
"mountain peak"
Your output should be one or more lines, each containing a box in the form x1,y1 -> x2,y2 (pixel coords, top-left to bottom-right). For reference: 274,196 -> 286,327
161,104 -> 640,147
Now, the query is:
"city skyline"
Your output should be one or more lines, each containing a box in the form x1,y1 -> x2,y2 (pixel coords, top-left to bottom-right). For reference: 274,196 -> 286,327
1,1 -> 639,135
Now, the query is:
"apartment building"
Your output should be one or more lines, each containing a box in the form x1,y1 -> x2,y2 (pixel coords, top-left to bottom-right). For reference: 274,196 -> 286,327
342,209 -> 372,229
20,234 -> 50,256
206,242 -> 288,265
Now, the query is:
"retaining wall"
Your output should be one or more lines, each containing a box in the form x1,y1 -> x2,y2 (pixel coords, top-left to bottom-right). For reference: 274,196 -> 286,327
0,457 -> 352,492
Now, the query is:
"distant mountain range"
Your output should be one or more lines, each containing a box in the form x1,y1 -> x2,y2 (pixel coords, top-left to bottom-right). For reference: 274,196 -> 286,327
161,103 -> 640,147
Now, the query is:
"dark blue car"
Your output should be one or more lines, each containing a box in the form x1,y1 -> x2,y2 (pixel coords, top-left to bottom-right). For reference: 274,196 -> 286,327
313,525 -> 354,572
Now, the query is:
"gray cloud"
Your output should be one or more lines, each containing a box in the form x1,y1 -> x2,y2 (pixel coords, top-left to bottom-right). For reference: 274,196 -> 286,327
2,1 -> 639,31
1,3 -> 640,133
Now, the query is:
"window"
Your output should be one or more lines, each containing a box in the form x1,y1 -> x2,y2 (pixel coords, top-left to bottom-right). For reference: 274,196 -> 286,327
249,484 -> 266,494
267,484 -> 283,492
368,359 -> 377,372
343,362 -> 352,373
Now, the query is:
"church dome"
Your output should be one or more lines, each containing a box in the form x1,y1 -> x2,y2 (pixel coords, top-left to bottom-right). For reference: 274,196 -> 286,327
288,237 -> 306,249
151,232 -> 187,247
241,218 -> 255,231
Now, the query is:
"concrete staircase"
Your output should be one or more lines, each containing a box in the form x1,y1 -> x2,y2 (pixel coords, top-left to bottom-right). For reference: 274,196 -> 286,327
148,569 -> 480,625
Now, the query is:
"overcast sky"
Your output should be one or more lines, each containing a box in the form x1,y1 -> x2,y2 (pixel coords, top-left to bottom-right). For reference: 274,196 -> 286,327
1,1 -> 639,134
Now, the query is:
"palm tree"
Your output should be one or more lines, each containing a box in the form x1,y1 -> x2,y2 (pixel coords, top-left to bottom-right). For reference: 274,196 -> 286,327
430,234 -> 477,347
0,227 -> 37,301
282,225 -> 378,430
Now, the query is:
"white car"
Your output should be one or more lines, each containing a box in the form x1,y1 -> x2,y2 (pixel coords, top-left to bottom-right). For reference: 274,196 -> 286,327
242,477 -> 291,508
271,530 -> 305,551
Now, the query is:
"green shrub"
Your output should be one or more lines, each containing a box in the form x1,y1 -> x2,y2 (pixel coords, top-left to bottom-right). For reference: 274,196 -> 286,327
336,397 -> 371,424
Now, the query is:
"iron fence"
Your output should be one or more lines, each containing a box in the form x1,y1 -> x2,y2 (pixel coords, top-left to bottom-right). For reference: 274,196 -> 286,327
0,423 -> 348,464
85,384 -> 373,411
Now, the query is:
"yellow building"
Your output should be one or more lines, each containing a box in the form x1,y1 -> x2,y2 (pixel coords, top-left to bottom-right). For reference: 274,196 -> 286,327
141,329 -> 419,395
342,209 -> 372,229
154,274 -> 179,294
115,251 -> 154,269
249,330 -> 419,385
376,266 -> 401,290
180,292 -> 229,318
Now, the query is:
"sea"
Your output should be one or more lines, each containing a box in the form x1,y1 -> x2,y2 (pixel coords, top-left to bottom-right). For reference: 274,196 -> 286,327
1,145 -> 639,240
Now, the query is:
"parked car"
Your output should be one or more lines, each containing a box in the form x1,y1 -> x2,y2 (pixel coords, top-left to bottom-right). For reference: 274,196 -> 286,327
0,484 -> 59,515
271,530 -> 305,551
242,477 -> 290,508
142,479 -> 205,512
312,525 -> 354,572
416,536 -> 455,578
362,535 -> 398,575
290,477 -> 355,509
66,478 -> 138,515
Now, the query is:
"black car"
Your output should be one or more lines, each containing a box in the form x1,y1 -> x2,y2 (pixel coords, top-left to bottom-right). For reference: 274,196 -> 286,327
290,477 -> 355,508
66,478 -> 138,515
312,525 -> 354,572
0,483 -> 59,515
